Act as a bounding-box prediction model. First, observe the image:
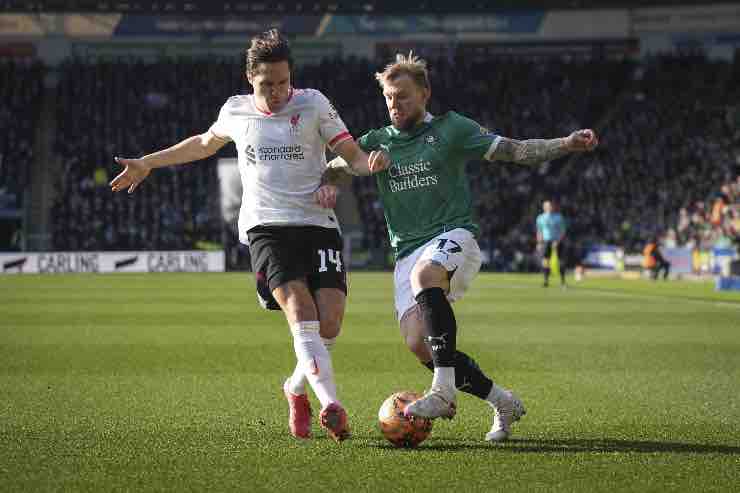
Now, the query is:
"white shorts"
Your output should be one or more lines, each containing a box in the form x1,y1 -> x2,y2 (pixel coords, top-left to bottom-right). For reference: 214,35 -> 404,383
393,228 -> 482,320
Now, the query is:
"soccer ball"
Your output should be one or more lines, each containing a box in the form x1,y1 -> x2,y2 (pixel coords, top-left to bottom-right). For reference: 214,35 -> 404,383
378,391 -> 433,448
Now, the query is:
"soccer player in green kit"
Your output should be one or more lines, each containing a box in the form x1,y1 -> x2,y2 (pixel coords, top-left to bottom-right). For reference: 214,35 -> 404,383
328,53 -> 598,441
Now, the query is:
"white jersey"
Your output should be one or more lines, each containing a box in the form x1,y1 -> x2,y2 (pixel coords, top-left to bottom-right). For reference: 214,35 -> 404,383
209,88 -> 352,244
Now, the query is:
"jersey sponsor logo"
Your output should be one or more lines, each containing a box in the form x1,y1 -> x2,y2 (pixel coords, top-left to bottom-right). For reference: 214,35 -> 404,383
257,144 -> 305,161
387,158 -> 439,193
245,143 -> 305,163
388,160 -> 433,178
425,134 -> 438,146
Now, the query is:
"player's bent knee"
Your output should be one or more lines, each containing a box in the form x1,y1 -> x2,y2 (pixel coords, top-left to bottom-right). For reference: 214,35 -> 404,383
410,261 -> 448,293
319,317 -> 342,339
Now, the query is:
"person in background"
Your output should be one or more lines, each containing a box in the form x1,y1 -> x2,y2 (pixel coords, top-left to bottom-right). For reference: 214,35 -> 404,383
643,236 -> 671,280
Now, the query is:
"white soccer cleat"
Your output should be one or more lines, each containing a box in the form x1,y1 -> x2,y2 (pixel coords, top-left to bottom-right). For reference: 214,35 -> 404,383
485,390 -> 526,442
403,388 -> 457,420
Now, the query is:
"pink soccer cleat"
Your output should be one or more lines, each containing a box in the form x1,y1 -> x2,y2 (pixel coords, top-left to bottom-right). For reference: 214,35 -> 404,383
283,379 -> 312,439
319,402 -> 351,442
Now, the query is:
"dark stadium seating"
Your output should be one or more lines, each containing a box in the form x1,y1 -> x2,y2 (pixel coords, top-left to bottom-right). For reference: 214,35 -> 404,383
0,59 -> 44,211
51,58 -> 240,251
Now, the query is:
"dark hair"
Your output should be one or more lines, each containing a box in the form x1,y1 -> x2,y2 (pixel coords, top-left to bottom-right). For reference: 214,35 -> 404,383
246,29 -> 292,77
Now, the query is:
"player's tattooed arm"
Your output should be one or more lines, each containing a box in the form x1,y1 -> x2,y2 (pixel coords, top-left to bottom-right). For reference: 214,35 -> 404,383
490,129 -> 598,166
493,137 -> 569,165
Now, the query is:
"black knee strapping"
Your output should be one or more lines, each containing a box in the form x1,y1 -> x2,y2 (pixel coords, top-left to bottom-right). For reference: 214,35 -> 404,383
415,287 -> 457,367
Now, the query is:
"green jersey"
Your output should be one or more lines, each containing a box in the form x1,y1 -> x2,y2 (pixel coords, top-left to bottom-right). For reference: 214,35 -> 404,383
358,111 -> 500,259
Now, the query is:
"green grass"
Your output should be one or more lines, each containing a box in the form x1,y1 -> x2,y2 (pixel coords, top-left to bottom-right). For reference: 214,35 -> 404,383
1,273 -> 739,492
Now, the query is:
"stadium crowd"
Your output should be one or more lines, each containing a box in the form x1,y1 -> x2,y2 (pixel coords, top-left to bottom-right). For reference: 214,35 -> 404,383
0,59 -> 44,211
2,50 -> 738,267
50,59 -> 237,251
534,55 -> 740,256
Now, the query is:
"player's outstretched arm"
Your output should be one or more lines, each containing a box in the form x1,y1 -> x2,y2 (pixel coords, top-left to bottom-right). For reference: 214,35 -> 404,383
491,129 -> 598,166
315,139 -> 388,207
328,139 -> 390,177
110,131 -> 228,194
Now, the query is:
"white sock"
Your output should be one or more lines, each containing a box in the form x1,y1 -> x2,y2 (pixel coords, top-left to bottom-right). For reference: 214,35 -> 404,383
286,336 -> 336,396
432,366 -> 456,398
485,383 -> 509,409
286,364 -> 307,396
290,322 -> 338,408
321,336 -> 337,351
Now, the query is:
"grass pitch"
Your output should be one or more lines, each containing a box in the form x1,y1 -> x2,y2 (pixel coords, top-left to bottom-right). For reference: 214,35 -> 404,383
1,272 -> 739,492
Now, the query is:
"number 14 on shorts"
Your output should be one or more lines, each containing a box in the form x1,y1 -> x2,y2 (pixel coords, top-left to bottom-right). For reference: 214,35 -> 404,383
318,249 -> 343,272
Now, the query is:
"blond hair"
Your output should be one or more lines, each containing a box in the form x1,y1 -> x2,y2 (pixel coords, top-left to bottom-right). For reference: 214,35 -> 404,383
375,51 -> 430,90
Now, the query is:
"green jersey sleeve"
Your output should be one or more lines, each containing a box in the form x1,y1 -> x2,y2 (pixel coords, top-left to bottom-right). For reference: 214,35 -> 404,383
357,129 -> 382,153
449,112 -> 501,162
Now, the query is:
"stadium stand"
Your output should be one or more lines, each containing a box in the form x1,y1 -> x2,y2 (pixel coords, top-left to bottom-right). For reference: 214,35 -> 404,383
524,55 -> 740,254
0,59 -> 44,211
50,58 -> 239,251
30,52 -> 739,265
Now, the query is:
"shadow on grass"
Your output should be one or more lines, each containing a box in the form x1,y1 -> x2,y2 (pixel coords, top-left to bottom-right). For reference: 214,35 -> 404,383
365,437 -> 740,454
506,438 -> 740,455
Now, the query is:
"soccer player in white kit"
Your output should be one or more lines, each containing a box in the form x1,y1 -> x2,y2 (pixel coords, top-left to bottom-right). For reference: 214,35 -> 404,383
110,29 -> 388,442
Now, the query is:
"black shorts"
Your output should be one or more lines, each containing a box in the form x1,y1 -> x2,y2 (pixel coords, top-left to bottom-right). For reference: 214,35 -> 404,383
248,225 -> 347,310
543,240 -> 565,261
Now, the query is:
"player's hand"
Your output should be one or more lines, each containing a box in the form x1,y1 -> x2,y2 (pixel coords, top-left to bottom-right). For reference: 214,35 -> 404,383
368,150 -> 390,174
566,129 -> 598,152
314,184 -> 338,209
110,157 -> 151,194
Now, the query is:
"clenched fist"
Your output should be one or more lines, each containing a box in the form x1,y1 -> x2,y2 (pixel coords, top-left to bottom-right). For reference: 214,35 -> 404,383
566,129 -> 599,152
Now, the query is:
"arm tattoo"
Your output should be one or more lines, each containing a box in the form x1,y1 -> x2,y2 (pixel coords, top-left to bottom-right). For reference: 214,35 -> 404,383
492,137 -> 570,165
